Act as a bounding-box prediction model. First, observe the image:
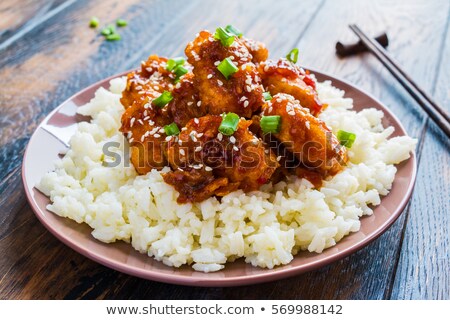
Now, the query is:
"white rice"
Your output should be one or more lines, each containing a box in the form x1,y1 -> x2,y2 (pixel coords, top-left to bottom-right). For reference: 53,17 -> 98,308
37,77 -> 416,272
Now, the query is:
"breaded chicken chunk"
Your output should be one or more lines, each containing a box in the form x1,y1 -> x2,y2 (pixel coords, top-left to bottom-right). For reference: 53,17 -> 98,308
163,115 -> 278,203
259,59 -> 324,116
261,93 -> 347,176
185,30 -> 265,118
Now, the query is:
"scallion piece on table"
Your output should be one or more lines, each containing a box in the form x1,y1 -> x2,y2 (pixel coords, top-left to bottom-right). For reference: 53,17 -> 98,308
286,48 -> 299,63
214,27 -> 235,47
166,57 -> 185,71
153,91 -> 173,108
263,92 -> 272,101
101,24 -> 115,36
105,33 -> 121,41
164,122 -> 180,136
219,112 -> 240,136
260,115 -> 281,134
337,130 -> 356,148
116,19 -> 128,27
89,17 -> 99,28
217,58 -> 238,79
225,24 -> 243,38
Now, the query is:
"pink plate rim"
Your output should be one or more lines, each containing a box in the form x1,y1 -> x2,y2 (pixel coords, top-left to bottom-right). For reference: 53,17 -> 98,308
22,69 -> 417,287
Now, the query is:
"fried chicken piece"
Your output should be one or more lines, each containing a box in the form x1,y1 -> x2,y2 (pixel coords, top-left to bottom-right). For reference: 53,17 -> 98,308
163,115 -> 278,203
261,93 -> 347,176
185,30 -> 264,118
120,98 -> 172,174
120,55 -> 175,109
241,37 -> 269,63
167,73 -> 207,127
259,59 -> 324,116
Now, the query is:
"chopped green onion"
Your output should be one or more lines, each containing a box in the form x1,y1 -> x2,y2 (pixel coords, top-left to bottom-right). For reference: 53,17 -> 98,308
101,24 -> 115,35
214,27 -> 235,47
105,33 -> 121,41
286,48 -> 299,63
337,130 -> 356,148
164,122 -> 180,136
89,17 -> 99,28
263,92 -> 272,101
116,19 -> 128,27
260,115 -> 281,134
173,65 -> 188,80
217,58 -> 239,79
225,24 -> 242,38
219,112 -> 239,136
166,57 -> 185,71
153,91 -> 173,108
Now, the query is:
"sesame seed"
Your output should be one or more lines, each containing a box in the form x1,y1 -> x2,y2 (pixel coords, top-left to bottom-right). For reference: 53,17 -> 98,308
178,140 -> 183,145
217,80 -> 223,86
246,85 -> 251,92
214,61 -> 220,66
140,135 -> 145,142
217,132 -> 223,141
129,138 -> 134,143
233,146 -> 239,151
180,149 -> 185,155
165,136 -> 173,141
138,119 -> 144,125
143,110 -> 148,117
144,116 -> 150,121
240,96 -> 247,102
154,85 -> 159,90
194,118 -> 199,124
229,136 -> 236,144
182,127 -> 187,131
127,132 -> 133,139
154,133 -> 161,138
175,82 -> 181,89
187,101 -> 193,106
245,78 -> 252,85
130,118 -> 135,127
191,135 -> 197,142
288,111 -> 295,116
264,65 -> 269,72
305,121 -> 310,129
207,74 -> 213,79
264,149 -> 269,154
159,128 -> 165,133
243,100 -> 249,108
205,166 -> 212,172
197,101 -> 202,107
229,56 -> 235,60
276,156 -> 282,161
195,146 -> 202,152
178,167 -> 184,171
197,133 -> 204,138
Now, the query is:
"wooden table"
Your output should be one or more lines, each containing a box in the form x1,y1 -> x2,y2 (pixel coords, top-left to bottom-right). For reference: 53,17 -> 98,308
1,0 -> 448,300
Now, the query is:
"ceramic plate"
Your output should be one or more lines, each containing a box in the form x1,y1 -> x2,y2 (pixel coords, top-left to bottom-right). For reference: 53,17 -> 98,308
22,70 -> 417,287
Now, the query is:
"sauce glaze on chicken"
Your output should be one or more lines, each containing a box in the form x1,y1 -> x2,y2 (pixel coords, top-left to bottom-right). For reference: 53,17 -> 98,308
120,28 -> 348,203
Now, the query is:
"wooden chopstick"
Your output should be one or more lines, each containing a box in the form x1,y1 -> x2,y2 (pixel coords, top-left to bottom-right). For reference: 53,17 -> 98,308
349,24 -> 450,138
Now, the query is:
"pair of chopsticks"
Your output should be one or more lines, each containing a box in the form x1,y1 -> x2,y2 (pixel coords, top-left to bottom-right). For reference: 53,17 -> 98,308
348,24 -> 450,138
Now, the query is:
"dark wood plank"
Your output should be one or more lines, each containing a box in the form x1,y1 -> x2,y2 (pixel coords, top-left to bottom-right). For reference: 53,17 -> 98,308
0,0 -> 325,299
0,0 -> 74,50
390,13 -> 450,299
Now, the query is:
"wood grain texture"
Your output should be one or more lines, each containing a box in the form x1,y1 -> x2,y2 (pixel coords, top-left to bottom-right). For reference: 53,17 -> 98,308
390,10 -> 450,299
0,0 -> 448,299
